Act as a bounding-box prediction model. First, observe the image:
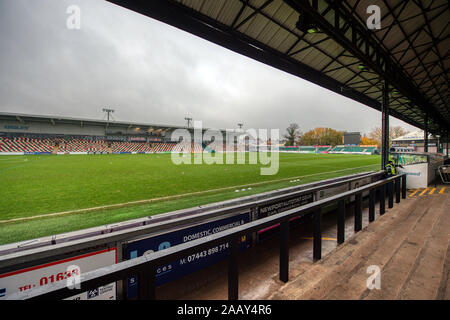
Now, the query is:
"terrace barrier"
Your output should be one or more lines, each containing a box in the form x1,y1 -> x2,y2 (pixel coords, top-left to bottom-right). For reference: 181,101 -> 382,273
7,174 -> 406,300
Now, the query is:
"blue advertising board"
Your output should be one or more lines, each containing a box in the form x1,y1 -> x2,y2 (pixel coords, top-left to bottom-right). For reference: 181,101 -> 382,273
124,212 -> 250,298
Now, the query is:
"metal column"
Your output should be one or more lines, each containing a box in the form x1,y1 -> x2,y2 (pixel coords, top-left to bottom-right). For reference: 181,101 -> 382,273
446,131 -> 449,156
228,238 -> 239,300
337,200 -> 345,244
313,208 -> 322,261
424,113 -> 429,153
381,83 -> 390,169
279,221 -> 290,283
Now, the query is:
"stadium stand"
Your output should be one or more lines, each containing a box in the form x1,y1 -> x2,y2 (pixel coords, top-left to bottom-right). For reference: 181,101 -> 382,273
278,145 -> 376,154
0,135 -> 183,154
315,146 -> 332,153
291,146 -> 314,153
279,146 -> 299,151
0,134 -> 376,156
151,142 -> 177,153
0,137 -> 54,153
110,141 -> 153,153
57,138 -> 109,153
329,145 -> 377,154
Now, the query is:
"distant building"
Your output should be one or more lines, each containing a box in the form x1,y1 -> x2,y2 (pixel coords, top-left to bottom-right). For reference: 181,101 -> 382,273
392,130 -> 438,153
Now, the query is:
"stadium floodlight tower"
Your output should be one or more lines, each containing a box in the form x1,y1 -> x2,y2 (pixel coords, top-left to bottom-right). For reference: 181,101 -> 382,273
103,108 -> 115,122
185,117 -> 193,128
103,108 -> 115,135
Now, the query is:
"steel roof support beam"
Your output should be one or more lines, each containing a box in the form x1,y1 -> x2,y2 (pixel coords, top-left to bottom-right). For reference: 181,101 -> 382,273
105,0 -> 383,115
283,0 -> 449,132
106,0 -> 447,134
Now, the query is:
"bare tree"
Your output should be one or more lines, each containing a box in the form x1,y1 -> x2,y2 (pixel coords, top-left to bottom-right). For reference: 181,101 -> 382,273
284,123 -> 302,146
390,126 -> 408,140
368,126 -> 409,147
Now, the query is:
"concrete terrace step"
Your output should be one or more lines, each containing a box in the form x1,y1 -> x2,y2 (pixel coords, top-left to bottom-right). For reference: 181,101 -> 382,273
396,194 -> 450,299
360,192 -> 447,300
268,192 -> 449,300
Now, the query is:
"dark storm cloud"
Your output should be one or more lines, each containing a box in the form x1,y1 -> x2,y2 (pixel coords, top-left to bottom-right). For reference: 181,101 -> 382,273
0,0 -> 417,134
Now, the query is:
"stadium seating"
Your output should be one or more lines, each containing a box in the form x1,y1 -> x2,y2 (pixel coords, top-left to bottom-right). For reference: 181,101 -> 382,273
279,146 -> 331,153
152,142 -> 177,153
315,146 -> 331,152
0,135 -> 192,154
0,137 -> 54,153
111,141 -> 153,153
298,146 -> 315,151
329,145 -> 377,154
362,147 -> 377,153
0,136 -> 377,155
57,138 -> 109,153
279,146 -> 299,151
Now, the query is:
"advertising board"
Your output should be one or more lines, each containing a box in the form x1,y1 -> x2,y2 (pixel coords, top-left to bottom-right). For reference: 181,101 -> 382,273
256,193 -> 314,241
399,163 -> 428,189
124,212 -> 250,298
0,248 -> 117,300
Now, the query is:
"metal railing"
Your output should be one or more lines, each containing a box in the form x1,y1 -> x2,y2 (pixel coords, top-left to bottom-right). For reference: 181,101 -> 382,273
0,171 -> 377,256
7,174 -> 406,300
438,165 -> 450,184
0,171 -> 382,269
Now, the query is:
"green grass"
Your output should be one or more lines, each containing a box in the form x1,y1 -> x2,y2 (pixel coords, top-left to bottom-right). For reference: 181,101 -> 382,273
0,153 -> 380,245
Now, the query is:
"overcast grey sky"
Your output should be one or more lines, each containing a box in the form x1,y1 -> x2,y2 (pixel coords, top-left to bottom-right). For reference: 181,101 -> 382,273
0,0 -> 418,136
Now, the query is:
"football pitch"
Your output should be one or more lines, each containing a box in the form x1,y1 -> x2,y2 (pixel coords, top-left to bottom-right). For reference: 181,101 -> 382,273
0,153 -> 380,245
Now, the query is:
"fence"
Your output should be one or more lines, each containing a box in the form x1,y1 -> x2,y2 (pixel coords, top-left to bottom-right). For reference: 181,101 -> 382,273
7,173 -> 406,300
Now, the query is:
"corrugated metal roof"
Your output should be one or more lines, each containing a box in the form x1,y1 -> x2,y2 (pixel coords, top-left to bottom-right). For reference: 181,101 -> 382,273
107,0 -> 450,133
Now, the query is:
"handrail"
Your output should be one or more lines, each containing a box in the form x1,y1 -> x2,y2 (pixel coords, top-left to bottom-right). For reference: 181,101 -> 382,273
0,170 -> 378,257
7,173 -> 406,300
0,171 -> 383,269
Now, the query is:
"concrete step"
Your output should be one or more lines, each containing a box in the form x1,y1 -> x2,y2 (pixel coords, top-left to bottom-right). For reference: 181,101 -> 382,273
269,195 -> 437,300
436,242 -> 450,299
320,195 -> 439,300
396,194 -> 450,299
360,192 -> 447,299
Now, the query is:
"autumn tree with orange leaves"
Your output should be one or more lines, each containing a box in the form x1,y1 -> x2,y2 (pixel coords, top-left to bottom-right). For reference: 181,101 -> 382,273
300,128 -> 344,146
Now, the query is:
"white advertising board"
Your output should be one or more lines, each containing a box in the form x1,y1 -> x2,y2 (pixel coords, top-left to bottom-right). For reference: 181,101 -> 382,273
0,248 -> 116,300
399,163 -> 428,189
316,184 -> 349,201
315,177 -> 372,203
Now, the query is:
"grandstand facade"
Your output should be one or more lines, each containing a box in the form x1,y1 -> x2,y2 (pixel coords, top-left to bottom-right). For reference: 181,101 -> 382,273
0,112 -> 379,155
0,112 -> 193,155
392,130 -> 440,154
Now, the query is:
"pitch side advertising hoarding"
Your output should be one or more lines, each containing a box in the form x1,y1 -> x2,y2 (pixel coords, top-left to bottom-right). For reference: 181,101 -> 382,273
124,212 -> 250,299
0,248 -> 117,300
399,163 -> 428,189
257,193 -> 314,242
